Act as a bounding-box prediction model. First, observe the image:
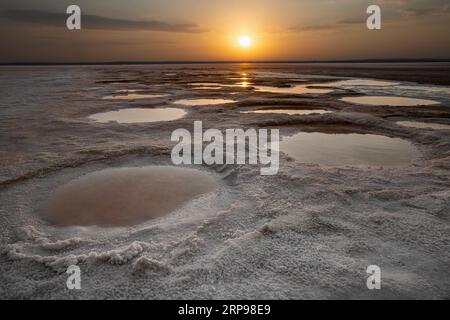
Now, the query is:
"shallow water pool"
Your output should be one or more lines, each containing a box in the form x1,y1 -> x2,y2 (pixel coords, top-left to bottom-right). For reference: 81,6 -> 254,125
279,132 -> 420,168
341,96 -> 439,106
89,108 -> 186,123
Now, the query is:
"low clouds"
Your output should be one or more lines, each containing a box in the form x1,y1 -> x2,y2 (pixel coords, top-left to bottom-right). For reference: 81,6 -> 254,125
1,9 -> 206,33
290,19 -> 364,32
400,5 -> 450,17
291,2 -> 450,33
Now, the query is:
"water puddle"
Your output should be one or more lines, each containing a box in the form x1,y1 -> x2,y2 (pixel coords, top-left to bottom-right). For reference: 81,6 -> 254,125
115,89 -> 146,94
173,99 -> 236,106
194,86 -> 223,90
279,132 -> 420,168
41,166 -> 217,227
190,83 -> 224,87
396,85 -> 450,95
341,96 -> 439,106
242,109 -> 331,115
89,108 -> 186,123
312,79 -> 398,87
190,82 -> 251,89
102,93 -> 167,100
397,121 -> 450,130
254,85 -> 333,94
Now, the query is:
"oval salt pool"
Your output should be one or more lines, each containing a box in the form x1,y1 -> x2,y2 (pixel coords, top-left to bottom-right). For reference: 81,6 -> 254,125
89,108 -> 186,123
312,79 -> 398,87
279,132 -> 420,168
41,166 -> 218,227
173,99 -> 236,106
194,86 -> 223,90
341,96 -> 439,106
190,82 -> 250,89
397,121 -> 450,130
254,85 -> 333,94
242,109 -> 331,115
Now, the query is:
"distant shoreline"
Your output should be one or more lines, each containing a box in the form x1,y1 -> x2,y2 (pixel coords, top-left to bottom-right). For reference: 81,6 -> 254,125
1,59 -> 450,66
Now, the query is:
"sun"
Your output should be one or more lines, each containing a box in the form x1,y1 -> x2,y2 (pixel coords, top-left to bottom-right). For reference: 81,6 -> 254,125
238,35 -> 253,48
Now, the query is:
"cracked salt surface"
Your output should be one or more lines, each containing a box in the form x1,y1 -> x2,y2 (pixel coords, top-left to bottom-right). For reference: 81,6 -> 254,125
1,65 -> 450,299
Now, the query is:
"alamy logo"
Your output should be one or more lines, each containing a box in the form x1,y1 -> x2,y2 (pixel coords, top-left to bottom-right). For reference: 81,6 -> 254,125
171,121 -> 280,175
367,5 -> 381,30
366,265 -> 381,290
66,265 -> 81,290
64,5 -> 379,31
66,5 -> 81,30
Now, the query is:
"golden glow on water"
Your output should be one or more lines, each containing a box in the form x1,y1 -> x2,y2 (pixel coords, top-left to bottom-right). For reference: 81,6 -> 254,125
238,81 -> 250,87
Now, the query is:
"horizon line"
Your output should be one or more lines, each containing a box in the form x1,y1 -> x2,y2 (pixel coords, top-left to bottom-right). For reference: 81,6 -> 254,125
1,58 -> 450,66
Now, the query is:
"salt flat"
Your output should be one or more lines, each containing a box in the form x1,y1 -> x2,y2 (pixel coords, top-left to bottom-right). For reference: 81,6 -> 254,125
0,63 -> 449,299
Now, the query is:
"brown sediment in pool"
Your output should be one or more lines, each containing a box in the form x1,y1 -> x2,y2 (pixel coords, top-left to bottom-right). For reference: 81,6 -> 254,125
41,166 -> 218,227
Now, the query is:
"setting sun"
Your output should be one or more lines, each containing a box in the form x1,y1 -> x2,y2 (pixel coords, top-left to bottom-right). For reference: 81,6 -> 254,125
238,35 -> 252,48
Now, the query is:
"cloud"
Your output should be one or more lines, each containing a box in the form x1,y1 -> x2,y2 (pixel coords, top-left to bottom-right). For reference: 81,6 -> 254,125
290,19 -> 363,32
400,5 -> 450,18
1,9 -> 206,33
291,3 -> 450,33
290,25 -> 334,32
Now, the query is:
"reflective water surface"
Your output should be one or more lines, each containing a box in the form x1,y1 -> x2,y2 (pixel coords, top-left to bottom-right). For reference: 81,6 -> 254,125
102,93 -> 167,100
89,108 -> 186,123
41,166 -> 217,226
279,132 -> 420,167
341,96 -> 439,106
242,109 -> 331,115
173,98 -> 236,106
254,85 -> 333,94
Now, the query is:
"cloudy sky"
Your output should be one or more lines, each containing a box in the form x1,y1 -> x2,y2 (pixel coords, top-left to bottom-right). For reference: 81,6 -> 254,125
0,0 -> 449,62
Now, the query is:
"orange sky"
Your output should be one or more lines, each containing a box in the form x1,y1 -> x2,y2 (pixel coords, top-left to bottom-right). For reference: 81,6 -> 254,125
1,0 -> 449,62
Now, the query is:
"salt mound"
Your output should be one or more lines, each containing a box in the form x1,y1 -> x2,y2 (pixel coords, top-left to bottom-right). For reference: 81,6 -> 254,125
41,166 -> 217,227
